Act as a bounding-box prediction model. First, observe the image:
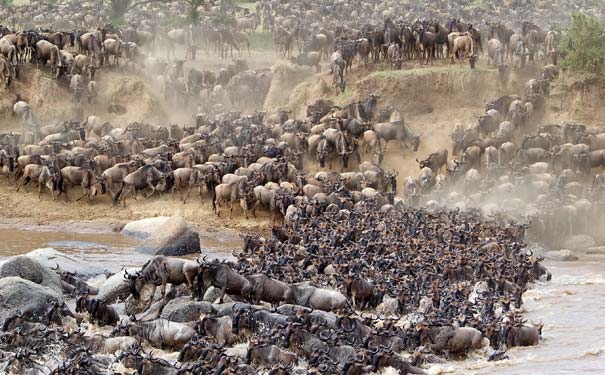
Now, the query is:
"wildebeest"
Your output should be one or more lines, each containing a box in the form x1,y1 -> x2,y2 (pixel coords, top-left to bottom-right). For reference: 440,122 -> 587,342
16,164 -> 57,199
58,166 -> 100,203
246,343 -> 297,368
125,256 -> 199,308
373,121 -> 421,152
501,322 -> 543,348
291,51 -> 321,72
198,259 -> 252,303
127,318 -> 194,349
246,273 -> 293,306
213,179 -> 254,219
417,148 -> 448,174
112,164 -> 165,207
419,324 -> 483,354
290,282 -> 351,313
75,295 -> 119,326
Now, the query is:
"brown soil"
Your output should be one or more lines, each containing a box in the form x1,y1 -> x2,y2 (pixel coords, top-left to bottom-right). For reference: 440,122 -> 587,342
0,50 -> 600,233
0,181 -> 270,233
548,72 -> 605,127
288,61 -> 540,181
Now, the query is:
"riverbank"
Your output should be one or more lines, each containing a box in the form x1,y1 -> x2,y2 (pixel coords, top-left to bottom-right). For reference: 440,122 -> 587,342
0,181 -> 271,233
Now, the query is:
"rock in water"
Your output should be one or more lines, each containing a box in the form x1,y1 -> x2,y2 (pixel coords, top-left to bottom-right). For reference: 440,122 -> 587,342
0,277 -> 62,323
135,216 -> 200,256
97,268 -> 138,304
23,248 -> 107,278
121,217 -> 171,239
545,250 -> 578,261
0,256 -> 62,294
161,297 -> 215,322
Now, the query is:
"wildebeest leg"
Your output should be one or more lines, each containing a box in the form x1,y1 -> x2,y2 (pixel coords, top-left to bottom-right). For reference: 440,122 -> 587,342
219,285 -> 227,303
400,139 -> 407,152
145,182 -> 157,198
146,284 -> 158,309
179,185 -> 185,202
120,186 -> 132,208
15,176 -> 27,192
160,275 -> 169,303
182,186 -> 192,204
38,182 -> 43,200
75,187 -> 89,201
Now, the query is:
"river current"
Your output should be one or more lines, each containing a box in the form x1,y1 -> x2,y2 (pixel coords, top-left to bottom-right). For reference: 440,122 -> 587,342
0,223 -> 603,374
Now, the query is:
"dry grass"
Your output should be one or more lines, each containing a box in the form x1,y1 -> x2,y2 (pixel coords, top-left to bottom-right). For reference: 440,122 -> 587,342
369,65 -> 494,78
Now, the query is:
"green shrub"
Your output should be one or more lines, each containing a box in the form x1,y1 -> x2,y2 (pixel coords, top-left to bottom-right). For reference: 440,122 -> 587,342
560,13 -> 605,75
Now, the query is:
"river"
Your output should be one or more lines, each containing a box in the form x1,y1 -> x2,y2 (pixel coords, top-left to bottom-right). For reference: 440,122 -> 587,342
0,223 -> 603,374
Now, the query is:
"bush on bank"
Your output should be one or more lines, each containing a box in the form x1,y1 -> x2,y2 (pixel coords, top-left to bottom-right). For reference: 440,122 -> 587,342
560,13 -> 605,75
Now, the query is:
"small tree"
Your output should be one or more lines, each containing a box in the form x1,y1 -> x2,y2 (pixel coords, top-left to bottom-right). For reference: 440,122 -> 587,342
560,13 -> 605,75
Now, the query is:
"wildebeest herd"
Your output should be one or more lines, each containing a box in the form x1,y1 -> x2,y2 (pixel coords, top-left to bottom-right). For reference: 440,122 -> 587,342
1,0 -> 604,374
0,202 -> 550,374
407,63 -> 605,248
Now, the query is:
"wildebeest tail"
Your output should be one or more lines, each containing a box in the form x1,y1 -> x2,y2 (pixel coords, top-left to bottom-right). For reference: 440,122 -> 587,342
112,182 -> 125,206
212,188 -> 217,212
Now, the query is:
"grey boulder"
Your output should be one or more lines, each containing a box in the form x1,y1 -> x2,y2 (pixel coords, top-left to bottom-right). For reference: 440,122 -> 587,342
121,217 -> 171,239
135,216 -> 200,256
97,268 -> 138,304
161,297 -> 215,322
0,277 -> 62,323
23,248 -> 107,278
0,256 -> 62,294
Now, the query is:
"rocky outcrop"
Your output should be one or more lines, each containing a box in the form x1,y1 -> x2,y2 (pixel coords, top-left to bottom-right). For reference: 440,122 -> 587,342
121,217 -> 171,239
0,277 -> 62,323
135,216 -> 200,256
97,268 -> 138,304
0,256 -> 62,294
22,248 -> 107,278
161,297 -> 215,322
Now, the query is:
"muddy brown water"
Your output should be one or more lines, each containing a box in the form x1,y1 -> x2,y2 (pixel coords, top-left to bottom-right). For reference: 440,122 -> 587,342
0,222 -> 603,374
0,221 -> 241,270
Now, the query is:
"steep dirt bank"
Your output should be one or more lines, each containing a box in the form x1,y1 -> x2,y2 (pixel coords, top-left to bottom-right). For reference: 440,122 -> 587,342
548,72 -> 605,127
1,61 -> 600,234
0,67 -> 165,131
289,64 -> 537,180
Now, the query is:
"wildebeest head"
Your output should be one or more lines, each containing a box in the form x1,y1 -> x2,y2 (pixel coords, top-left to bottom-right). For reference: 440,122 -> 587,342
124,269 -> 142,299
